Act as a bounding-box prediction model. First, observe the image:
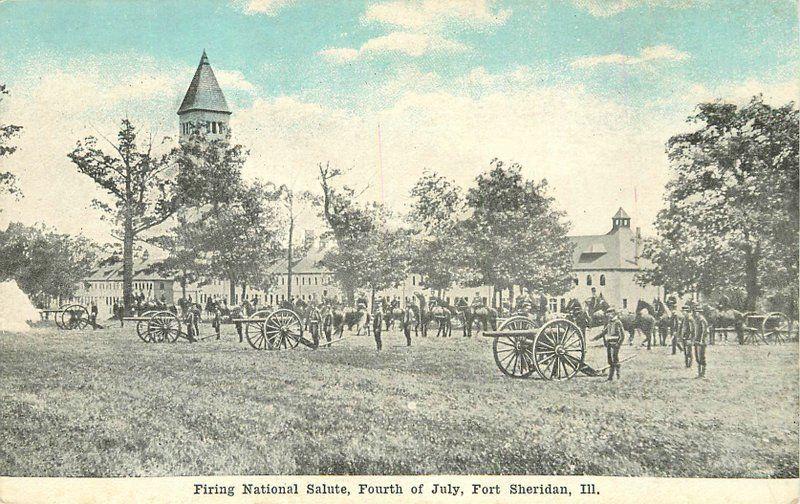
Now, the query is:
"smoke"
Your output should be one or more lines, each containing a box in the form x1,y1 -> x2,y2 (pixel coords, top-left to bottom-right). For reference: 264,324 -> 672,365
0,280 -> 40,333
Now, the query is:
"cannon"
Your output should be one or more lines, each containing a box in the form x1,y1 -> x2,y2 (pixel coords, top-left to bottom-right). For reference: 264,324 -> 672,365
233,308 -> 344,350
482,316 -> 604,380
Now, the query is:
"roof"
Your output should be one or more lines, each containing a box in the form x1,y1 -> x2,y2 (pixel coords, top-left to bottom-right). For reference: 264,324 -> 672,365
569,224 -> 641,271
177,51 -> 231,115
85,258 -> 173,282
613,207 -> 630,219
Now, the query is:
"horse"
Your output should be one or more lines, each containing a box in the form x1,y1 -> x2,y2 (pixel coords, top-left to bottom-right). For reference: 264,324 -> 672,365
627,300 -> 658,349
458,304 -> 498,337
652,298 -> 673,346
429,298 -> 453,337
701,304 -> 744,344
412,292 -> 431,337
382,298 -> 406,331
565,297 -> 608,331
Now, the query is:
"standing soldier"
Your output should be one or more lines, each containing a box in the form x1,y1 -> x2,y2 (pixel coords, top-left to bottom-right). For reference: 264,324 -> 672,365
680,302 -> 696,368
592,306 -> 625,381
372,302 -> 384,351
693,304 -> 709,378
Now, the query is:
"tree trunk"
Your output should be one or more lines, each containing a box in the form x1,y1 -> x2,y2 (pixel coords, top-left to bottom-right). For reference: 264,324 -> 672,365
508,286 -> 514,308
241,283 -> 247,300
180,269 -> 187,300
228,273 -> 237,304
744,241 -> 761,311
122,214 -> 134,316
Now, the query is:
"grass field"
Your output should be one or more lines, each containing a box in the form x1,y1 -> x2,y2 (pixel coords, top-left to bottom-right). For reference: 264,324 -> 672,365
0,322 -> 797,477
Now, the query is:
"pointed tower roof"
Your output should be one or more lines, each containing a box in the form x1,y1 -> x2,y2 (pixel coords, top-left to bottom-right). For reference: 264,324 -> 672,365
613,207 -> 630,219
177,50 -> 231,115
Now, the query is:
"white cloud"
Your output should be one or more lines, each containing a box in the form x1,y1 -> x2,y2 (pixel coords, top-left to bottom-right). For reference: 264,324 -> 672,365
573,0 -> 705,17
233,0 -> 294,16
363,0 -> 511,30
232,66 -> 679,236
0,54 -> 257,241
571,44 -> 690,68
318,31 -> 468,63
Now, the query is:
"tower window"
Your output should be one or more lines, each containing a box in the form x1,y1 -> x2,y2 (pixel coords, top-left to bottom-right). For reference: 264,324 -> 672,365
212,122 -> 217,134
600,274 -> 606,286
586,275 -> 592,286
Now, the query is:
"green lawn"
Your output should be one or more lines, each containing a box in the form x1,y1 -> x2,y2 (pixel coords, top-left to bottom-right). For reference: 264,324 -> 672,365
0,323 -> 797,477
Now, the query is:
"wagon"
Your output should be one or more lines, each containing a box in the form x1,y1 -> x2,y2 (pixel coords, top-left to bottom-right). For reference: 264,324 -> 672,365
482,316 -> 600,380
124,311 -> 192,343
43,303 -> 100,330
233,308 -> 341,350
741,312 -> 797,344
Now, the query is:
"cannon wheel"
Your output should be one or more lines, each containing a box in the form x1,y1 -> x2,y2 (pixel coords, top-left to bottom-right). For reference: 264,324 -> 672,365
61,304 -> 90,330
245,310 -> 271,350
532,319 -> 585,381
263,309 -> 302,350
762,312 -> 790,344
136,310 -> 159,342
492,316 -> 536,378
147,311 -> 181,343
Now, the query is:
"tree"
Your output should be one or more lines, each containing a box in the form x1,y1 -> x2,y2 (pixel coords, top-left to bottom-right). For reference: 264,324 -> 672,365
642,97 -> 799,311
0,222 -> 98,306
323,204 -> 411,305
462,159 -> 574,302
171,129 -> 283,302
68,119 -> 178,315
274,186 -> 314,301
407,172 -> 470,296
316,162 -> 376,303
0,84 -> 23,200
145,212 -> 201,300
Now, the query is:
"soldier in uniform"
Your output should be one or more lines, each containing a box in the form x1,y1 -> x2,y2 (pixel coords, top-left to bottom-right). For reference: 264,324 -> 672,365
372,301 -> 384,351
680,302 -> 696,368
692,304 -> 709,378
592,306 -> 625,381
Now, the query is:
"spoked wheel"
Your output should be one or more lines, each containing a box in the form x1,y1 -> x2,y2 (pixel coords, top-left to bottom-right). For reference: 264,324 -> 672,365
61,304 -> 90,330
263,309 -> 303,350
532,319 -> 585,381
54,308 -> 68,330
136,310 -> 158,342
492,316 -> 536,378
147,311 -> 181,343
245,310 -> 270,350
762,312 -> 790,344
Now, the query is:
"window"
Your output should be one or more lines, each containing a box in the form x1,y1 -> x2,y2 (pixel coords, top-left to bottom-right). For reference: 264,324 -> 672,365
159,282 -> 164,290
314,277 -> 318,285
599,274 -> 606,286
412,276 -> 416,286
573,277 -> 579,286
622,298 -> 628,309
586,275 -> 592,286
560,298 -> 566,312
212,122 -> 217,134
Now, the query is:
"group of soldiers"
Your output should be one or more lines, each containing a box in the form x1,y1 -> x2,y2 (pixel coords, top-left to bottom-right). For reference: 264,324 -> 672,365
589,295 -> 709,381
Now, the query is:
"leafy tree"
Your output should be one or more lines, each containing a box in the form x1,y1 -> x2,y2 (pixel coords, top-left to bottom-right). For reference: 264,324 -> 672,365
145,212 -> 200,300
316,162 -> 376,303
462,159 -> 574,302
68,119 -> 178,315
323,204 -> 411,305
0,222 -> 98,306
641,97 -> 798,312
0,84 -> 23,200
407,172 -> 469,296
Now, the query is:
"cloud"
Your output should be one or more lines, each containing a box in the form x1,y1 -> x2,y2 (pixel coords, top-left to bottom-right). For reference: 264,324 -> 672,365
572,0 -> 704,17
0,54 -> 257,241
232,0 -> 294,16
318,31 -> 468,63
232,65 -> 679,236
363,0 -> 511,30
571,44 -> 690,68
318,0 -> 508,65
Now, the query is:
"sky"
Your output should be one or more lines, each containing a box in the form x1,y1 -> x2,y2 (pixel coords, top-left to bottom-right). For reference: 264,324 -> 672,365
0,0 -> 797,242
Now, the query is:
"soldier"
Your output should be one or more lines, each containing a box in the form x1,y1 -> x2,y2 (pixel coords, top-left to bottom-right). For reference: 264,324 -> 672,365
471,291 -> 484,309
372,302 -> 384,351
89,301 -> 98,329
680,302 -> 696,368
693,304 -> 709,378
592,306 -> 625,381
